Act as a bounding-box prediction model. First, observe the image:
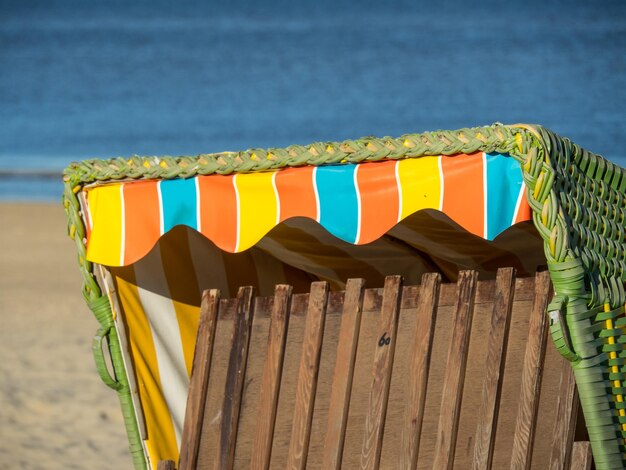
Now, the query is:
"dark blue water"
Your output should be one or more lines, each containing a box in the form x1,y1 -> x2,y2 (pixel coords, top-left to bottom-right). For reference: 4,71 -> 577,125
1,0 -> 625,200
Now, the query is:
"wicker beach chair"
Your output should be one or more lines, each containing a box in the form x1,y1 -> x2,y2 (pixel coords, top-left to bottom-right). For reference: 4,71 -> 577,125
63,123 -> 625,469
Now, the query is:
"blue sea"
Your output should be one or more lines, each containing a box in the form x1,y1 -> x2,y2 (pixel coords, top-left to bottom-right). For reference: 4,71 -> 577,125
1,0 -> 625,201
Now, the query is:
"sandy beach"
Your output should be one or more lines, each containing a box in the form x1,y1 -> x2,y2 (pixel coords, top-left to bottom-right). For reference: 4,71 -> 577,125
0,203 -> 129,469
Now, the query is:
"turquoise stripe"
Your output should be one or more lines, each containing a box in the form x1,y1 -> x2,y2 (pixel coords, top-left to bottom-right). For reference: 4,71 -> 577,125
485,153 -> 524,240
316,165 -> 359,243
160,178 -> 198,233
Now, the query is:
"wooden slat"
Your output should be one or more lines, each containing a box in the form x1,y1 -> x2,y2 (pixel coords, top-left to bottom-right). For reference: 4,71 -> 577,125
433,270 -> 478,470
569,442 -> 592,470
472,267 -> 516,470
510,270 -> 552,469
250,285 -> 293,470
287,281 -> 329,470
548,357 -> 579,470
179,289 -> 220,470
322,278 -> 366,470
157,460 -> 176,470
399,272 -> 441,469
214,286 -> 256,470
360,275 -> 403,470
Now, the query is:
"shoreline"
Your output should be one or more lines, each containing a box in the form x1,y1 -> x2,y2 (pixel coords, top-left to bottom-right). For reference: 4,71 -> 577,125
0,169 -> 61,178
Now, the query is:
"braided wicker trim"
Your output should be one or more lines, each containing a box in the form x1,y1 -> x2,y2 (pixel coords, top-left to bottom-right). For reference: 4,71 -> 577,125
63,124 -> 522,185
63,123 -> 626,469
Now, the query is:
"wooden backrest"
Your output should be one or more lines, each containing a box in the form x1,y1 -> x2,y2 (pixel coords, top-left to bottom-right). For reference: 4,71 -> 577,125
163,268 -> 592,470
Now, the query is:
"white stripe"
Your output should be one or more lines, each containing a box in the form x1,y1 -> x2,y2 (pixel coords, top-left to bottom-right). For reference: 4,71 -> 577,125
437,156 -> 444,211
119,184 -> 126,266
195,177 -> 201,232
157,181 -> 164,235
272,171 -> 280,225
482,152 -> 488,238
395,161 -> 402,223
81,192 -> 93,232
512,181 -> 527,225
233,174 -> 241,252
354,165 -> 362,244
134,250 -> 189,447
313,167 -> 320,222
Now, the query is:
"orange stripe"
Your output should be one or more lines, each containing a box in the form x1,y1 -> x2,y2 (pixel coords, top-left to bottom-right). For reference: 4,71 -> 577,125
515,187 -> 532,224
123,180 -> 161,265
441,152 -> 484,237
357,161 -> 399,244
197,175 -> 237,252
275,167 -> 317,221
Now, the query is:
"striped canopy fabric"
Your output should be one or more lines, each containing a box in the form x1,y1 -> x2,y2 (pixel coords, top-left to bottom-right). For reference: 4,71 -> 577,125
84,152 -> 530,267
81,151 -> 539,466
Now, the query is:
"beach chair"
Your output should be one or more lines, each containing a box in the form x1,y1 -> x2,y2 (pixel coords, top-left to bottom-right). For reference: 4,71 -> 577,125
159,271 -> 592,469
63,124 -> 625,469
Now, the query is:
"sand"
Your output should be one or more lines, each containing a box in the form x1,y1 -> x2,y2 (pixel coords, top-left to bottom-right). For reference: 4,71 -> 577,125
0,203 -> 130,469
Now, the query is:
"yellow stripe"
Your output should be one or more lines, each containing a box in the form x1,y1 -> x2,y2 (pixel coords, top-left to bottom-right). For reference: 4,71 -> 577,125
397,156 -> 441,220
172,300 -> 200,378
86,184 -> 124,265
605,303 -> 626,437
236,172 -> 278,251
115,270 -> 179,467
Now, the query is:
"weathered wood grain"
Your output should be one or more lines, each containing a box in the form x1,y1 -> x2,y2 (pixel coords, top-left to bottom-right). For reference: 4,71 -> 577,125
250,285 -> 293,470
157,460 -> 176,470
179,273 -> 578,469
399,272 -> 441,469
215,286 -> 255,470
179,289 -> 220,470
472,268 -> 516,470
510,270 -> 552,469
433,270 -> 478,470
569,442 -> 592,470
287,282 -> 329,470
360,275 -> 403,470
548,357 -> 579,470
366,277 -> 533,313
322,278 -> 366,470
280,277 -> 535,318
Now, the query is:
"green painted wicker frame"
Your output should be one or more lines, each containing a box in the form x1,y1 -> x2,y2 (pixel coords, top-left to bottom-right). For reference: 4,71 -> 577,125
63,123 -> 626,469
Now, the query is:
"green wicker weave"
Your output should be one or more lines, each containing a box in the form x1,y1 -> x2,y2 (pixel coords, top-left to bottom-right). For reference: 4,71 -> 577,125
63,123 -> 626,469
